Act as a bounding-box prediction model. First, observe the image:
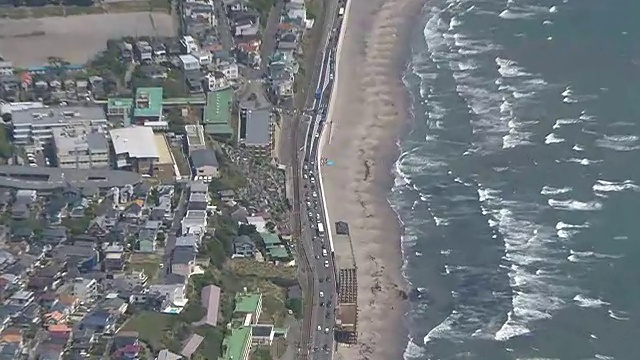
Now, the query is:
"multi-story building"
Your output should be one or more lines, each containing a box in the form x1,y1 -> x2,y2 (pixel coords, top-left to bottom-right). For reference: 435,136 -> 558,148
241,108 -> 272,156
132,87 -> 163,123
109,126 -> 160,174
52,126 -> 110,169
11,106 -> 107,146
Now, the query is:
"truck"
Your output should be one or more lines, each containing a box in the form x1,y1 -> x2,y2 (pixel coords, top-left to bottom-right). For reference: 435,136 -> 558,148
339,6 -> 345,16
317,222 -> 325,235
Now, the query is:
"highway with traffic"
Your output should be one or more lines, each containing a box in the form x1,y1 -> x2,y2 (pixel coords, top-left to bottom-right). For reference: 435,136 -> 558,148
294,1 -> 346,359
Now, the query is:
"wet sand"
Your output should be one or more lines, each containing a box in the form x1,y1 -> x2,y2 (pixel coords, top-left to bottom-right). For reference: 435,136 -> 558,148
319,0 -> 424,358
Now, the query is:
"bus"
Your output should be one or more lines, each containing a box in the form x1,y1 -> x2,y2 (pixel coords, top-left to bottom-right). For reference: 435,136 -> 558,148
317,222 -> 325,235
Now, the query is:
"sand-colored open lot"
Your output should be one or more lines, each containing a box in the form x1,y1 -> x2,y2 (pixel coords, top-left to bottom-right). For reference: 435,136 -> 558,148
0,12 -> 175,67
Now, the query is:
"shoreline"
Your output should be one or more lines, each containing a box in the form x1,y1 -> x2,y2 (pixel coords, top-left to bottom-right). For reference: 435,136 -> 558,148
320,0 -> 425,358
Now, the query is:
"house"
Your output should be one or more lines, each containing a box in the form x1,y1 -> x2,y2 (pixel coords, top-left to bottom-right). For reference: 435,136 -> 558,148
233,16 -> 259,37
104,252 -> 125,271
181,210 -> 207,236
175,234 -> 200,250
8,227 -> 31,243
205,71 -> 228,92
251,324 -> 274,345
180,333 -> 204,358
80,310 -> 117,334
157,349 -> 183,360
190,181 -> 209,196
7,290 -> 34,308
218,62 -> 239,80
51,293 -> 80,315
137,228 -> 158,253
193,50 -> 213,67
71,277 -> 98,304
53,243 -> 99,273
186,74 -> 204,94
179,54 -> 200,71
190,148 -> 219,182
232,235 -> 256,259
188,192 -> 208,211
149,283 -> 188,311
135,41 -> 154,63
170,247 -> 196,278
113,331 -> 140,359
247,216 -> 267,233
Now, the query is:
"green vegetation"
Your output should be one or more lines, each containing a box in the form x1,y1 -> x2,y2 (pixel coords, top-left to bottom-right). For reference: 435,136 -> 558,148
248,0 -> 275,25
285,298 -> 303,319
0,125 -> 14,160
122,311 -> 178,353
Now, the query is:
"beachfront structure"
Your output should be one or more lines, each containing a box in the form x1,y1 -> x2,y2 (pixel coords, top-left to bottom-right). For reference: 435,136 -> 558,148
109,126 -> 160,174
52,126 -> 110,169
202,89 -> 234,137
11,105 -> 107,146
132,87 -> 163,123
240,108 -> 272,157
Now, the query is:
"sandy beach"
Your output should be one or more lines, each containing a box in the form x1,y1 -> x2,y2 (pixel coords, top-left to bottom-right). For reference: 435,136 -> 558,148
320,0 -> 425,358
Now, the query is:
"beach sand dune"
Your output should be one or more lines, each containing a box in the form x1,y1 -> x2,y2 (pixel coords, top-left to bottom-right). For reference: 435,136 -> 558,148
321,0 -> 424,358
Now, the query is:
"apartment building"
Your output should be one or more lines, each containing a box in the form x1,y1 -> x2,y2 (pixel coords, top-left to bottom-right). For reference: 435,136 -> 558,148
52,126 -> 110,169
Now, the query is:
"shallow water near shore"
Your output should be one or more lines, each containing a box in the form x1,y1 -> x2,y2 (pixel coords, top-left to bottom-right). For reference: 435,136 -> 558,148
392,0 -> 640,358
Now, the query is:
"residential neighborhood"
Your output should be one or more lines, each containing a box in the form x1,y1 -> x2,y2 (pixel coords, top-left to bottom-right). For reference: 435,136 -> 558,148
0,0 -> 314,358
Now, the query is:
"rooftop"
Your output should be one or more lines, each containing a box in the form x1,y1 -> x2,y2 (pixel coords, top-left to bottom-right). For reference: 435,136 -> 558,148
199,285 -> 221,326
0,165 -> 141,190
190,148 -> 218,168
133,87 -> 163,118
107,98 -> 133,110
53,126 -> 109,154
260,232 -> 281,246
204,123 -> 234,136
245,108 -> 271,146
185,124 -> 206,149
222,326 -> 251,360
203,89 -> 232,125
180,333 -> 204,358
234,292 -> 261,314
110,126 -> 160,159
12,106 -> 106,126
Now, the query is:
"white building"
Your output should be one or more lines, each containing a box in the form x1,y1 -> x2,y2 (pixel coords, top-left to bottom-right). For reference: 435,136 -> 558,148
179,54 -> 200,71
109,126 -> 160,174
205,71 -> 228,92
52,126 -> 110,169
181,35 -> 199,54
12,106 -> 107,146
193,50 -> 213,67
219,62 -> 239,80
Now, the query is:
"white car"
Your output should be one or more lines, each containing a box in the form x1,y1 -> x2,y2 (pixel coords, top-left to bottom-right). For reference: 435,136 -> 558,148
312,191 -> 318,198
319,291 -> 324,298
324,327 -> 330,334
324,260 -> 329,268
317,325 -> 322,331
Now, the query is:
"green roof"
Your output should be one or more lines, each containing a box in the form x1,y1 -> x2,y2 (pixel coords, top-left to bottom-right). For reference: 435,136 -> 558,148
133,87 -> 163,118
267,246 -> 289,259
221,326 -> 251,360
203,89 -> 233,124
234,293 -> 261,314
108,98 -> 133,110
204,124 -> 234,136
260,232 -> 281,246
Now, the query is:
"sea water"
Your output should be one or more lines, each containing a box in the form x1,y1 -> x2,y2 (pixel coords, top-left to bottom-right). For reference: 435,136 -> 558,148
393,0 -> 640,358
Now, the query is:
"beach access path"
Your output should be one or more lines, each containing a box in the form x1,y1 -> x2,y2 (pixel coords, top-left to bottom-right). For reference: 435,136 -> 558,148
319,0 -> 426,358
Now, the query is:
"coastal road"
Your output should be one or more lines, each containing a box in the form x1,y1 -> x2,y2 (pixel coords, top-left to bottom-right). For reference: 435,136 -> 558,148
296,2 -> 346,359
290,0 -> 345,359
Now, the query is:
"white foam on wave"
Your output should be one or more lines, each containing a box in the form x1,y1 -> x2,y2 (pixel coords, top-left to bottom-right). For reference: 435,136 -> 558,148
476,187 -> 568,342
495,57 -> 530,78
556,221 -> 589,240
545,133 -> 565,144
549,5 -> 558,13
573,144 -> 585,152
548,198 -> 602,211
596,134 -> 640,151
564,158 -> 602,166
541,185 -> 572,196
594,355 -> 615,360
608,310 -> 630,321
573,294 -> 609,308
568,249 -> 622,263
593,179 -> 640,195
552,118 -> 580,129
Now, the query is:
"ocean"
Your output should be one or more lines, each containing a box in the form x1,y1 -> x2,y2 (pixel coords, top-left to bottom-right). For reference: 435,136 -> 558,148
392,0 -> 640,359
